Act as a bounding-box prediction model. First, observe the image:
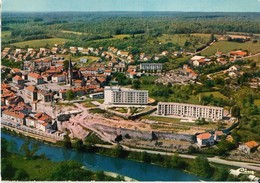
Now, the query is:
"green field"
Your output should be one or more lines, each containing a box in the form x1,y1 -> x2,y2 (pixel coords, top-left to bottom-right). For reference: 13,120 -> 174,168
11,38 -> 70,48
157,33 -> 221,49
254,99 -> 260,108
201,40 -> 260,56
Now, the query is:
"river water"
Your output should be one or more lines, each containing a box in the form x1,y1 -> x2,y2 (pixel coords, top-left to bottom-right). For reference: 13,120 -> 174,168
2,131 -> 205,181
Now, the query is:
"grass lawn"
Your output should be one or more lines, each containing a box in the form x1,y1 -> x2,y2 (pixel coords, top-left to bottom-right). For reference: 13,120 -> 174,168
9,153 -> 57,180
201,40 -> 260,56
11,38 -> 70,48
142,114 -> 181,123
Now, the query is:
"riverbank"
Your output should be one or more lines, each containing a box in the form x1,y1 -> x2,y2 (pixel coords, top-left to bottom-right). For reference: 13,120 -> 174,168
2,129 -> 245,181
2,131 -> 204,181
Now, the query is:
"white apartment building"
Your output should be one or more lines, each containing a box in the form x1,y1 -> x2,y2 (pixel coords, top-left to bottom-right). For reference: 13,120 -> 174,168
140,63 -> 163,71
157,102 -> 223,121
104,86 -> 148,105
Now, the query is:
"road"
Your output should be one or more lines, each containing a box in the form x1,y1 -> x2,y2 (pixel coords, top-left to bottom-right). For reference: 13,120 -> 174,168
95,144 -> 260,172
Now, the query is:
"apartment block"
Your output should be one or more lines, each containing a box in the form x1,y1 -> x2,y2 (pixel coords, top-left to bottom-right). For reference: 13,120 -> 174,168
157,102 -> 223,121
104,86 -> 148,105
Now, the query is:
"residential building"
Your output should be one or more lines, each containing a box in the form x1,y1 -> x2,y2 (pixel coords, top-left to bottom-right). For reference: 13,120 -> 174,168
239,141 -> 259,154
104,86 -> 148,105
52,74 -> 66,83
197,133 -> 215,147
140,63 -> 162,71
25,85 -> 38,101
13,75 -> 24,85
157,102 -> 223,121
2,110 -> 26,125
38,90 -> 53,102
28,72 -> 44,84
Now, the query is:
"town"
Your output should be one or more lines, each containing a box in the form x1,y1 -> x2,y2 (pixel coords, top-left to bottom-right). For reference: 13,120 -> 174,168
1,9 -> 260,182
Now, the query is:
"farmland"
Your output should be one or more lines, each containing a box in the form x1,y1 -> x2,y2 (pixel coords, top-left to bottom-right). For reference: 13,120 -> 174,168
10,38 -> 70,48
201,40 -> 260,56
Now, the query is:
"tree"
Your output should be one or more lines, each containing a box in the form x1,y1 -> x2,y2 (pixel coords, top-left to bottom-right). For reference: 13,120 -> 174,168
215,167 -> 229,181
132,79 -> 141,89
63,135 -> 72,149
141,151 -> 151,163
74,139 -> 84,151
250,62 -> 256,69
66,90 -> 75,101
1,158 -> 16,180
171,153 -> 187,169
63,60 -> 69,71
13,169 -> 29,181
190,156 -> 213,178
231,105 -> 240,118
19,141 -> 39,159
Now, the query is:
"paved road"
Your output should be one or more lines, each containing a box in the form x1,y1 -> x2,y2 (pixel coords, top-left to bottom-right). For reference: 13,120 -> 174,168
95,144 -> 260,172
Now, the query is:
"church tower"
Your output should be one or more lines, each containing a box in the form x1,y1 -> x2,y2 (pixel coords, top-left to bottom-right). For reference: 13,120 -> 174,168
67,57 -> 73,86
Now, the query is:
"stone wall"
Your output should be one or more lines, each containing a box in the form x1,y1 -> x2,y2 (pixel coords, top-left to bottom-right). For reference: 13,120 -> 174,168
92,123 -> 194,142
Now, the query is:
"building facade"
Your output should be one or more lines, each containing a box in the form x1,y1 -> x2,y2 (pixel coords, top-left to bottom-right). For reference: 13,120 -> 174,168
157,102 -> 223,121
104,86 -> 148,105
140,63 -> 163,71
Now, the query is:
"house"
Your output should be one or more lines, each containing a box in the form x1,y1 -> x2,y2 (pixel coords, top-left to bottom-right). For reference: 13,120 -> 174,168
52,74 -> 66,83
228,71 -> 240,78
70,48 -> 78,54
126,69 -> 137,79
214,131 -> 225,141
161,51 -> 168,56
104,69 -> 112,76
80,58 -> 88,63
25,116 -> 37,127
228,65 -> 241,72
193,59 -> 206,67
32,59 -> 52,68
38,90 -> 53,103
215,52 -> 223,57
78,48 -> 87,55
2,110 -> 26,125
239,141 -> 259,154
183,64 -> 189,69
140,53 -> 146,59
11,68 -> 22,76
173,51 -> 181,56
191,56 -> 205,61
12,75 -> 24,85
35,112 -> 52,123
51,47 -> 59,54
228,50 -> 248,58
28,72 -> 44,84
25,85 -> 38,101
196,133 -> 214,147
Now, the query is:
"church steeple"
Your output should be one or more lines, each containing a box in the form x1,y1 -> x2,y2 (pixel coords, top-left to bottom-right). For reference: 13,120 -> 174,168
67,57 -> 73,86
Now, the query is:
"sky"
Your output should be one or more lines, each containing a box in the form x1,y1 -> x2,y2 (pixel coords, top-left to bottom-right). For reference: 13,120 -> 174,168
1,0 -> 260,12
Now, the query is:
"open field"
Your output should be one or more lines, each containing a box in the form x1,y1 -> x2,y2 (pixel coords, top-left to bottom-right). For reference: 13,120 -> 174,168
198,91 -> 228,100
11,38 -> 70,48
55,54 -> 100,63
201,40 -> 260,56
157,33 -> 221,49
61,30 -> 88,35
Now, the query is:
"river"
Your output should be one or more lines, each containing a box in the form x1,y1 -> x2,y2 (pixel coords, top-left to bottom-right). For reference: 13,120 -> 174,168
2,131 -> 205,181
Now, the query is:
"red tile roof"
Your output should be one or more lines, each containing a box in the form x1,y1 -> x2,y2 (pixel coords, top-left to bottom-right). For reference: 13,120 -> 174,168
245,141 -> 259,149
197,133 -> 212,140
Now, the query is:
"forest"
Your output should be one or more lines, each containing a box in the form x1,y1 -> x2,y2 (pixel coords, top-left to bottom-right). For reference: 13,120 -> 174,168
2,12 -> 260,47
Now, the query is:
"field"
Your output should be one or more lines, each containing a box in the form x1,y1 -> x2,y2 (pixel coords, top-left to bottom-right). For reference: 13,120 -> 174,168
201,40 -> 260,56
55,54 -> 100,64
61,30 -> 88,35
157,33 -> 222,49
11,38 -> 70,48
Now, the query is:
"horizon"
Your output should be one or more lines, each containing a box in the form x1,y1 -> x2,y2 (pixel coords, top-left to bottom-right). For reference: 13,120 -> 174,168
2,0 -> 260,13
